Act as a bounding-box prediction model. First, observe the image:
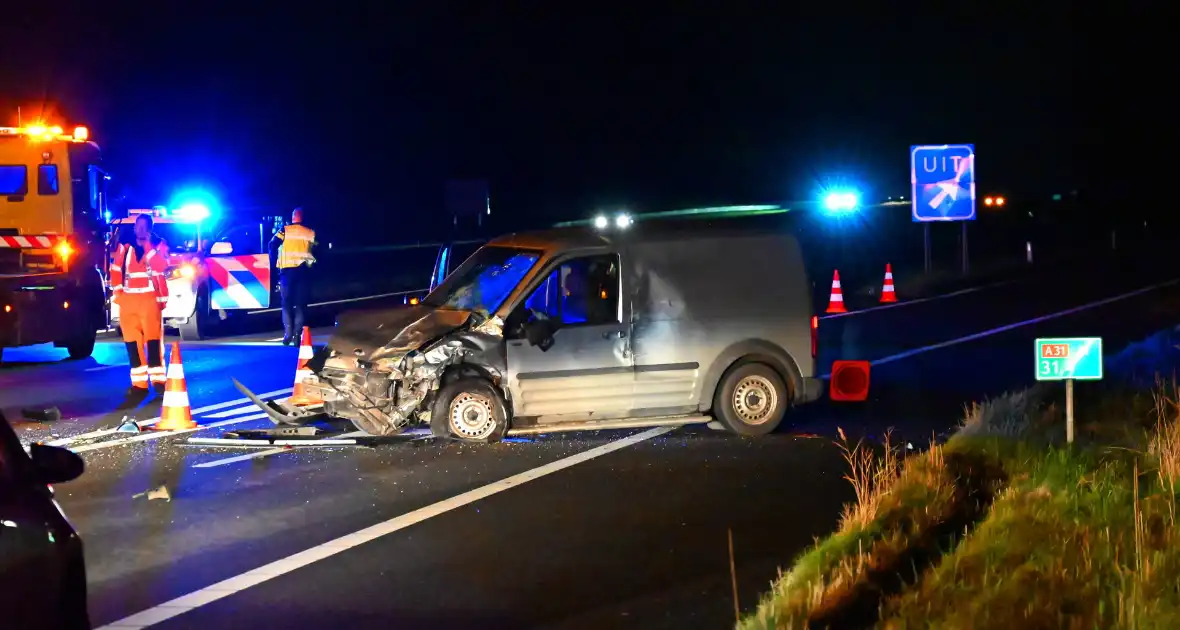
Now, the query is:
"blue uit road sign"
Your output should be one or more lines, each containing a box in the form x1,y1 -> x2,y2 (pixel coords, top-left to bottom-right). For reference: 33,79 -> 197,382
910,144 -> 976,222
1035,337 -> 1103,381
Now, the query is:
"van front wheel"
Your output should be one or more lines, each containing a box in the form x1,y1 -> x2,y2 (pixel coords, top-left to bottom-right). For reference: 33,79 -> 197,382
430,377 -> 508,443
714,362 -> 789,436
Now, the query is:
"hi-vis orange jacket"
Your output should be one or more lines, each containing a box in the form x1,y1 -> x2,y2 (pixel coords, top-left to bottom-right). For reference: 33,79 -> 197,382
110,241 -> 169,306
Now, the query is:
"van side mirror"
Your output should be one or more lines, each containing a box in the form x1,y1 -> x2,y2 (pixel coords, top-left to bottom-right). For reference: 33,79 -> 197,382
525,319 -> 557,352
28,443 -> 85,484
210,241 -> 233,255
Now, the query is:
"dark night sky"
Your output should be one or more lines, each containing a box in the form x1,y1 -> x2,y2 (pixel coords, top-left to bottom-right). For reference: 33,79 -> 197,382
0,3 -> 1153,241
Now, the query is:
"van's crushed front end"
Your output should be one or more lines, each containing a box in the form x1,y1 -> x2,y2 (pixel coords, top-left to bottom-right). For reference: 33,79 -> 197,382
297,305 -> 506,436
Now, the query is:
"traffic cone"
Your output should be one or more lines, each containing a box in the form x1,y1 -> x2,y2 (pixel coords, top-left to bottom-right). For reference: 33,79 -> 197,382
825,270 -> 847,314
156,342 -> 197,430
288,327 -> 323,407
880,264 -> 898,304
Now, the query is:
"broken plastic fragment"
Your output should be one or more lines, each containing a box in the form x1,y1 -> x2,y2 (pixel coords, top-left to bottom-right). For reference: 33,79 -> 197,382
132,485 -> 171,502
116,417 -> 144,433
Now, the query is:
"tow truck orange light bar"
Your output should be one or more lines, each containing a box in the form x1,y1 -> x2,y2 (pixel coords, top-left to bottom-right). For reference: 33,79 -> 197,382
0,124 -> 90,143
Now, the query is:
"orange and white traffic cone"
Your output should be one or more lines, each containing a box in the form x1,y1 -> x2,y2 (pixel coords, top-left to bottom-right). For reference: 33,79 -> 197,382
880,263 -> 898,304
826,270 -> 847,314
156,342 -> 197,430
288,327 -> 323,407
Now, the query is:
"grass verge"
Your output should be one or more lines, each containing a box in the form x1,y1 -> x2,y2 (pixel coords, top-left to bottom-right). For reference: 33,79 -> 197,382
741,338 -> 1180,629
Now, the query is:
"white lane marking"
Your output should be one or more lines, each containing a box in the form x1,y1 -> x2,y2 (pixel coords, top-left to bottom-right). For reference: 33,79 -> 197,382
45,388 -> 293,447
96,426 -> 675,629
266,336 -> 285,342
85,365 -> 123,372
820,278 -> 1180,376
869,279 -> 1180,366
820,279 -> 1016,320
192,431 -> 368,468
71,412 -> 273,454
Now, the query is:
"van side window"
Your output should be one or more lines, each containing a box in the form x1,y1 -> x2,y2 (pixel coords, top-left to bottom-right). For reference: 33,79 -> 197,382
214,224 -> 263,255
37,165 -> 59,195
517,254 -> 620,329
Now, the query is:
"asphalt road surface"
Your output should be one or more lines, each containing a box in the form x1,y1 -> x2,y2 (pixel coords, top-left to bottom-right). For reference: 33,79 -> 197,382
3,255 -> 1179,630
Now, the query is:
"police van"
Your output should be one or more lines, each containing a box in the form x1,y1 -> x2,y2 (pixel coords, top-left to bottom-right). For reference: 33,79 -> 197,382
107,208 -> 281,340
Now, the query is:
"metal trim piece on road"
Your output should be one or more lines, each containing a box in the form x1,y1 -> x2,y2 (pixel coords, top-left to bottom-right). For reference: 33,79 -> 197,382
45,388 -> 295,448
187,437 -> 361,448
69,413 -> 274,453
95,426 -> 676,630
192,431 -> 370,468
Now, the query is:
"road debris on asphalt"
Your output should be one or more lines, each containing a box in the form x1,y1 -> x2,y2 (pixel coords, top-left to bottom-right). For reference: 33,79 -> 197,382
21,406 -> 61,423
116,417 -> 145,433
132,485 -> 172,502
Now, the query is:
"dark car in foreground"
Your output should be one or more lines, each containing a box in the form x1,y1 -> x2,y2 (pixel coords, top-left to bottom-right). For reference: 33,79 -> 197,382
0,411 -> 91,630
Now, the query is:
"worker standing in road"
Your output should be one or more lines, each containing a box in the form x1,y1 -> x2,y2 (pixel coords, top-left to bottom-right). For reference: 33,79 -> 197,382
269,207 -> 316,345
109,214 -> 170,394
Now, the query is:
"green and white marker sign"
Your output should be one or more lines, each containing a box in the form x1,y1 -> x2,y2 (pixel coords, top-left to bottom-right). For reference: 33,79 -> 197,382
1035,337 -> 1103,381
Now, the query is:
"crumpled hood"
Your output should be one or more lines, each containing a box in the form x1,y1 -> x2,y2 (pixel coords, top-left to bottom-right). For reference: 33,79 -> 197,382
328,305 -> 472,361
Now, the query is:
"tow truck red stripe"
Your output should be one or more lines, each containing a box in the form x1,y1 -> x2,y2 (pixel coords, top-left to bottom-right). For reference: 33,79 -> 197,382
0,235 -> 62,248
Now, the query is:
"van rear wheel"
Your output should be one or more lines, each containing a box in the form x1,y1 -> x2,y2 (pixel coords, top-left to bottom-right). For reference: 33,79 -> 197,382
714,362 -> 789,436
430,377 -> 508,443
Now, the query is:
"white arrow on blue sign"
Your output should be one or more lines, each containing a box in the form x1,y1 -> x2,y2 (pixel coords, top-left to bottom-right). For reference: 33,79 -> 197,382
910,144 -> 977,222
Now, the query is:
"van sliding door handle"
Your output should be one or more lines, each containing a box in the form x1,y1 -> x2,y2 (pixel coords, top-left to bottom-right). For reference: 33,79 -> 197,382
603,330 -> 626,340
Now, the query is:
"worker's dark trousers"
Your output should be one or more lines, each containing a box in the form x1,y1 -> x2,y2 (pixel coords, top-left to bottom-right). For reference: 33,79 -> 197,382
279,265 -> 311,341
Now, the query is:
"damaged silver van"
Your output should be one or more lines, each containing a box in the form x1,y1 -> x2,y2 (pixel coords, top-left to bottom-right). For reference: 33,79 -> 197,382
289,223 -> 824,441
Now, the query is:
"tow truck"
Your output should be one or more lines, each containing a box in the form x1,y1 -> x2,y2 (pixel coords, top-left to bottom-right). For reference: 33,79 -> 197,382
0,123 -> 108,364
107,207 -> 283,340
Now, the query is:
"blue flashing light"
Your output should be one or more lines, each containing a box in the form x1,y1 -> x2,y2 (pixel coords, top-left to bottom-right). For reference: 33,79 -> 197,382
169,188 -> 221,223
103,211 -> 112,223
822,191 -> 860,214
173,203 -> 211,223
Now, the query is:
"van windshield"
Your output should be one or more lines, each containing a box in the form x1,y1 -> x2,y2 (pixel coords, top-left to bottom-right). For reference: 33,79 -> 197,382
423,246 -> 541,317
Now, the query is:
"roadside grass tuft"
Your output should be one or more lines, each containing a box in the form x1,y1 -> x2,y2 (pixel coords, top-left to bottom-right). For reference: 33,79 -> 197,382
739,430 -> 963,629
741,357 -> 1180,629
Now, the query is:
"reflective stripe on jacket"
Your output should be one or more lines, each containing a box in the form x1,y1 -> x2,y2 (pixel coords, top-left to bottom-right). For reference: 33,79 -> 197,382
276,223 -> 316,269
111,242 -> 169,305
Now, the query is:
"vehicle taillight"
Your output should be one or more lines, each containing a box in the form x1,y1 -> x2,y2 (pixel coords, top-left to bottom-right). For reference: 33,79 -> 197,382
810,315 -> 818,358
55,239 -> 73,261
55,239 -> 74,271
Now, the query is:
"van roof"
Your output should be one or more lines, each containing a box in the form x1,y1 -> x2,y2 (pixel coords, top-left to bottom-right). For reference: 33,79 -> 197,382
486,213 -> 803,254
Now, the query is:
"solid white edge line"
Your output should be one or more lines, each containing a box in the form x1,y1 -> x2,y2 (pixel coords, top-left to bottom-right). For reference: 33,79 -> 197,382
820,279 -> 1015,320
191,431 -> 369,468
45,389 -> 293,447
97,426 -> 675,629
188,438 -> 359,447
868,279 -> 1180,367
818,278 -> 1180,377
